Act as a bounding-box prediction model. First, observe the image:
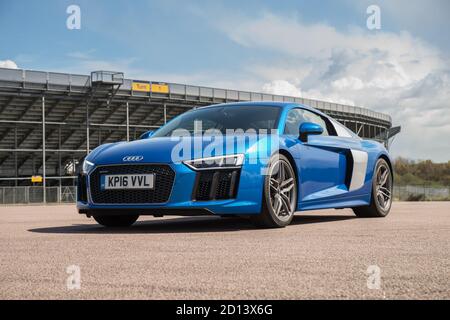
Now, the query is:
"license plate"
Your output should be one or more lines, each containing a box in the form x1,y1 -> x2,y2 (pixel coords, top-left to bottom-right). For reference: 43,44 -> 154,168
101,174 -> 154,190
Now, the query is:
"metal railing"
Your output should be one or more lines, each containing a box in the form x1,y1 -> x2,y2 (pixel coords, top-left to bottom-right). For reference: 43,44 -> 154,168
394,185 -> 450,201
0,186 -> 76,205
1,185 -> 448,205
0,67 -> 392,124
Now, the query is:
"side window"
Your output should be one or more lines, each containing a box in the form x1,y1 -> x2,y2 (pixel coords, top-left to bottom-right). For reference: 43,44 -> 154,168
301,111 -> 330,136
284,109 -> 304,135
284,109 -> 331,136
331,119 -> 359,138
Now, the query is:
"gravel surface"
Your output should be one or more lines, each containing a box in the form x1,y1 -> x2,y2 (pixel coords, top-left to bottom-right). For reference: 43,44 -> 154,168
0,202 -> 449,299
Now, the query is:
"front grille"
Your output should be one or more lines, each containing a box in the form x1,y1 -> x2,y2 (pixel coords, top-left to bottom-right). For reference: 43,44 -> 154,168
194,169 -> 240,201
89,164 -> 175,204
77,174 -> 87,202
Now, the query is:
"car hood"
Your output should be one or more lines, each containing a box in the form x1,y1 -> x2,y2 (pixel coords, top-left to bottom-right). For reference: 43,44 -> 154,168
87,135 -> 277,165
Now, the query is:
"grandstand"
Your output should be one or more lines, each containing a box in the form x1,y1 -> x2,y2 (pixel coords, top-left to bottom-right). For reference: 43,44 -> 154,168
0,68 -> 399,202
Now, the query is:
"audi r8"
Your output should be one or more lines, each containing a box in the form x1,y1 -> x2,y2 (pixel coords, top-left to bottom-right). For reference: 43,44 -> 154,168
77,102 -> 393,228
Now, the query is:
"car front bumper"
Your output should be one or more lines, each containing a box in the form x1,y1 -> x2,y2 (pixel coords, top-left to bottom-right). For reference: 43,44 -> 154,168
76,162 -> 264,216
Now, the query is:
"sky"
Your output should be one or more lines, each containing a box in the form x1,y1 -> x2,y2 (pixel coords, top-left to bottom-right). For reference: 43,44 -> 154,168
0,0 -> 449,162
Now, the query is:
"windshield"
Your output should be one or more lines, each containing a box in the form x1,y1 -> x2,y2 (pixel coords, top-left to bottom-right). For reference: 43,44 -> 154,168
152,105 -> 281,137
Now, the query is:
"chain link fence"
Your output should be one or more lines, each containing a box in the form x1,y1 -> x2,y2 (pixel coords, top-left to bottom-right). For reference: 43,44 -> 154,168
394,185 -> 450,201
0,185 -> 449,205
0,186 -> 76,205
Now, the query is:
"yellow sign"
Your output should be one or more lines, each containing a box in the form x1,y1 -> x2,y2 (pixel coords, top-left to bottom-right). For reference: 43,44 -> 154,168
132,82 -> 151,92
132,81 -> 169,93
151,83 -> 169,93
31,175 -> 43,183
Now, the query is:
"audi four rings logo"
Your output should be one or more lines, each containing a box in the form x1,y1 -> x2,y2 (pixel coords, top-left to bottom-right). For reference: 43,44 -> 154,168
123,156 -> 144,162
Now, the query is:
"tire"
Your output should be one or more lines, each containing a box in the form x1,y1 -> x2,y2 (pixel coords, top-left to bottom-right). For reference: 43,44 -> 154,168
353,158 -> 393,218
251,154 -> 298,228
93,215 -> 139,227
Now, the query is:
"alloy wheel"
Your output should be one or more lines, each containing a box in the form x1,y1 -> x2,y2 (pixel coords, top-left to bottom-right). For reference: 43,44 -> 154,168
268,159 -> 297,221
375,162 -> 392,211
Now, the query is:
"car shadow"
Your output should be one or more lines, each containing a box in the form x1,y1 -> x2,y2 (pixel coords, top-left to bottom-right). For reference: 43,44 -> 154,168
28,214 -> 356,234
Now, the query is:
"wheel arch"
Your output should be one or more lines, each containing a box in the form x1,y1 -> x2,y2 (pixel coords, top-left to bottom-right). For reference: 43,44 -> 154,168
278,149 -> 298,177
378,153 -> 394,183
278,149 -> 300,210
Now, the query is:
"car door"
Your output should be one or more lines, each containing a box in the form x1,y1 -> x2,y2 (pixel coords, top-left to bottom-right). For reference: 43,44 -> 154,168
284,108 -> 356,203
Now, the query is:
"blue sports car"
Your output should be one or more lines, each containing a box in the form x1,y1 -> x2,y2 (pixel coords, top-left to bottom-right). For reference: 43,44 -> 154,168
77,102 -> 393,228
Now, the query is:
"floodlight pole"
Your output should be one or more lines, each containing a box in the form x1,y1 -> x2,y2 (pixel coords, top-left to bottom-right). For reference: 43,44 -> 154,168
126,101 -> 130,141
42,96 -> 46,204
164,103 -> 167,124
86,101 -> 90,154
14,127 -> 18,186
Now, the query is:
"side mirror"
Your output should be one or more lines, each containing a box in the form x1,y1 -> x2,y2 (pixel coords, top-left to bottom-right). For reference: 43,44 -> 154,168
139,130 -> 154,140
299,122 -> 323,142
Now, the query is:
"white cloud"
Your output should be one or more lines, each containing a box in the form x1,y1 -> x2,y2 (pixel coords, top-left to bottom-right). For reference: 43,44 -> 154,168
262,80 -> 302,97
0,59 -> 18,69
55,10 -> 450,161
213,13 -> 450,162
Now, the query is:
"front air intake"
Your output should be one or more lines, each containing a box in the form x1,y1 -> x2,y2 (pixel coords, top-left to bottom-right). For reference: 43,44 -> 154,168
77,174 -> 88,202
193,169 -> 240,201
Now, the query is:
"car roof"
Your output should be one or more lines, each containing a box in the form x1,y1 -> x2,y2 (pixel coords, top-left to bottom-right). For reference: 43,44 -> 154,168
199,101 -> 329,118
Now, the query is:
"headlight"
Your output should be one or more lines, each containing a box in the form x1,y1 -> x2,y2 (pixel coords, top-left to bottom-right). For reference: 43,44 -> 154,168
82,159 -> 95,174
183,154 -> 244,171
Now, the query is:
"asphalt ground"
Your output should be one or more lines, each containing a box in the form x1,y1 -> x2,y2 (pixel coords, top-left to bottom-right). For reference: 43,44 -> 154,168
0,202 -> 449,299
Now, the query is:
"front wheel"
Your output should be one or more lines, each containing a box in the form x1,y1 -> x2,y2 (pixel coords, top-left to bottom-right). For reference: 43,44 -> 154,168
251,154 -> 298,228
353,158 -> 393,218
93,215 -> 139,227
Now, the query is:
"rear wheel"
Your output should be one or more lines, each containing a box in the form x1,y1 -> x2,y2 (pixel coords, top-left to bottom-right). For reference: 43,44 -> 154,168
251,154 -> 297,228
93,215 -> 139,227
353,158 -> 392,218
